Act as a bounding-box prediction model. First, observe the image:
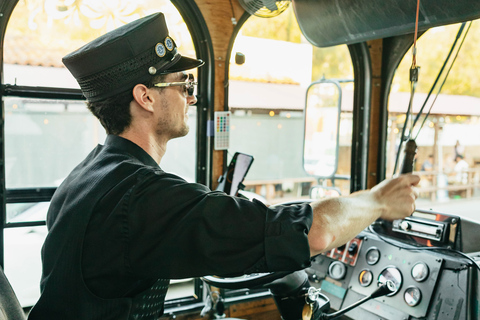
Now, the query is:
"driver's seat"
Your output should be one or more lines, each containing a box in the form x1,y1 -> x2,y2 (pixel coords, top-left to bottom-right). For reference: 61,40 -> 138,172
0,266 -> 26,320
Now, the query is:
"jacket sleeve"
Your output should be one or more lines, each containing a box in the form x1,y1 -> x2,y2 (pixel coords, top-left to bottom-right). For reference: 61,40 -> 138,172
124,169 -> 313,279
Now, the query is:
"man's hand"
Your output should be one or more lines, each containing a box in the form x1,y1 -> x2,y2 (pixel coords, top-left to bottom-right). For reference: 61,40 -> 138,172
371,174 -> 420,221
308,174 -> 420,255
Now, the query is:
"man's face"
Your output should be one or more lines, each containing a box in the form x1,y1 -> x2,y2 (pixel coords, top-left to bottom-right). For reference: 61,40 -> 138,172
152,72 -> 197,141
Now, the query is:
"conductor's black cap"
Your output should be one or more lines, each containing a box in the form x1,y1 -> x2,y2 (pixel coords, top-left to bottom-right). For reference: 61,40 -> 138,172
62,12 -> 204,102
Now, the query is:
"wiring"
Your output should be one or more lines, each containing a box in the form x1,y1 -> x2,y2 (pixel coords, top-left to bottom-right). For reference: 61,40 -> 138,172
392,18 -> 472,176
413,21 -> 472,139
229,0 -> 237,25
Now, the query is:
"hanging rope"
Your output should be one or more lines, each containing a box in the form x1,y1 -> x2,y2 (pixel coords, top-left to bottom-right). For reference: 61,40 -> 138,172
392,0 -> 421,176
411,0 -> 421,69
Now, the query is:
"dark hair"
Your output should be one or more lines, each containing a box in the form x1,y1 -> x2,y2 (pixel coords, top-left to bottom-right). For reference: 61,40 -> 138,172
86,74 -> 168,135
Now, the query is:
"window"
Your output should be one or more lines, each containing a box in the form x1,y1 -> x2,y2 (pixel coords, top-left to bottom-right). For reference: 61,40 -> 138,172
387,21 -> 480,223
228,7 -> 354,204
5,98 -> 106,189
4,0 -> 198,307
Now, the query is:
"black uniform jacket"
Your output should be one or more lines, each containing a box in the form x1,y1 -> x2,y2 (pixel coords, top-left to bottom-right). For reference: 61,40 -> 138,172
27,135 -> 313,320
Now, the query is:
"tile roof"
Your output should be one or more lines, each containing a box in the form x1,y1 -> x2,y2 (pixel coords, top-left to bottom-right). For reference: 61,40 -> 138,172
3,33 -> 83,68
228,80 -> 480,115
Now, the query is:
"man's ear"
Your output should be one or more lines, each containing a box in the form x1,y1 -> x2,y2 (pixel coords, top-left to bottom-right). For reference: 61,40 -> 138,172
132,84 -> 154,112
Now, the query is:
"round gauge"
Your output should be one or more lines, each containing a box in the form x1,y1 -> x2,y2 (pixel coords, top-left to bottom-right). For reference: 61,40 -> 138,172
411,262 -> 429,282
404,286 -> 422,307
365,247 -> 380,265
378,267 -> 402,296
358,269 -> 373,287
328,261 -> 347,280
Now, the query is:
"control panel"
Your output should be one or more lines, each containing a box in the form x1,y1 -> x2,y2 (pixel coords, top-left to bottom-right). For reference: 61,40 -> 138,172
307,238 -> 363,310
308,233 -> 444,319
214,111 -> 230,150
303,209 -> 478,319
392,216 -> 448,242
325,237 -> 363,266
349,237 -> 442,318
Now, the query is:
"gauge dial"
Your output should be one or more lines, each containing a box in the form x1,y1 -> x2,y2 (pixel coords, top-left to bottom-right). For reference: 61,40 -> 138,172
358,269 -> 373,287
411,262 -> 429,282
404,286 -> 422,306
378,267 -> 402,296
328,261 -> 347,280
365,247 -> 380,265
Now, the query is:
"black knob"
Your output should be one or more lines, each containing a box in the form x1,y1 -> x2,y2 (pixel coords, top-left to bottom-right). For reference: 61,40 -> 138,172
216,298 -> 225,316
348,242 -> 358,255
400,221 -> 411,231
401,139 -> 417,174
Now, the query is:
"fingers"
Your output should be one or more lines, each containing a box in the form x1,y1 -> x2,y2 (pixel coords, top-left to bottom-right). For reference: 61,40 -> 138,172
375,175 -> 419,221
399,173 -> 421,186
411,186 -> 417,213
411,186 -> 419,200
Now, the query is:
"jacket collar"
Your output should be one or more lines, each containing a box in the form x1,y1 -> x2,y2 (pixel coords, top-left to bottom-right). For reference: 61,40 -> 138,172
104,135 -> 159,167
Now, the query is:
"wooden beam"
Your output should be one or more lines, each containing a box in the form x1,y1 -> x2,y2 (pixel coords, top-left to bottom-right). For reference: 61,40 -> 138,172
366,39 -> 383,189
159,297 -> 280,320
228,297 -> 281,319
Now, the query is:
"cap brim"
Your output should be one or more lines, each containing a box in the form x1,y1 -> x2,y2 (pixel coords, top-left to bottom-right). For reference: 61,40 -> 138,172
160,55 -> 204,74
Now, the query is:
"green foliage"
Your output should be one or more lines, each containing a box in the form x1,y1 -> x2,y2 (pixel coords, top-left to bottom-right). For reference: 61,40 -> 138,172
393,21 -> 480,98
240,7 -> 303,43
311,46 -> 353,81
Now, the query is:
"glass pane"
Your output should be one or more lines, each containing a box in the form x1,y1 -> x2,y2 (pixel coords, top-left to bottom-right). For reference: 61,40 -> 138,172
4,0 -> 196,88
5,97 -> 106,188
229,8 -> 353,204
7,202 -> 49,223
304,81 -> 341,178
5,97 -> 196,188
166,279 -> 195,300
4,225 -> 47,307
387,21 -> 480,223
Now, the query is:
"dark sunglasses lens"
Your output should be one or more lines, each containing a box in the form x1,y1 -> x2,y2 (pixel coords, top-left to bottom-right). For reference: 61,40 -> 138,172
187,85 -> 194,96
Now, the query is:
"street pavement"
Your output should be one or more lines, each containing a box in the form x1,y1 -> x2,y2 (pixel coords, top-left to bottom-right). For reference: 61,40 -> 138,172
416,197 -> 480,222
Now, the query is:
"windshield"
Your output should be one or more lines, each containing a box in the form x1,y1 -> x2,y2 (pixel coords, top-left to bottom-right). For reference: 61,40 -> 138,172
387,21 -> 480,223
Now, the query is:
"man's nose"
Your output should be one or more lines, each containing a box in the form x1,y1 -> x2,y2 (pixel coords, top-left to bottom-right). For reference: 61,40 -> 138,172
188,94 -> 197,105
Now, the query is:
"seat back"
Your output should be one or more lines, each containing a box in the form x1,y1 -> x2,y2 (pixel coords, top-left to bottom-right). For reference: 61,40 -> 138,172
0,267 -> 26,320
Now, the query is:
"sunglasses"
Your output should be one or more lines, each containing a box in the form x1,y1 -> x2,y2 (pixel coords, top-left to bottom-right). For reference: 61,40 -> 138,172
153,74 -> 197,97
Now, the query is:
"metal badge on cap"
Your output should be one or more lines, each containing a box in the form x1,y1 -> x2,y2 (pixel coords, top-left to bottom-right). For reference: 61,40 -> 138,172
165,37 -> 174,51
155,43 -> 166,57
148,67 -> 157,75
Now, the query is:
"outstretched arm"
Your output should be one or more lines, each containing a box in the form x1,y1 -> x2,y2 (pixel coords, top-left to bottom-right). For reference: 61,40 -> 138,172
307,174 -> 420,256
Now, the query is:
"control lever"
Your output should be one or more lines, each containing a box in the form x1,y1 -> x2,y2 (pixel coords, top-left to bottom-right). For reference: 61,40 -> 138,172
320,280 -> 396,320
400,139 -> 417,174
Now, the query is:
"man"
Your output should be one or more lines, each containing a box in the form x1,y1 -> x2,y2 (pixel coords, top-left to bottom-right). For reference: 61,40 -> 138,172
27,12 -> 419,320
454,154 -> 469,184
421,154 -> 434,172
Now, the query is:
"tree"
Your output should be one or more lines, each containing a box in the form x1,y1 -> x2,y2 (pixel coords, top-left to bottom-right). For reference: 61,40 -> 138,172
393,21 -> 480,98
